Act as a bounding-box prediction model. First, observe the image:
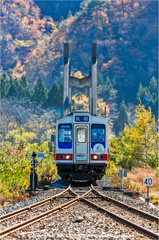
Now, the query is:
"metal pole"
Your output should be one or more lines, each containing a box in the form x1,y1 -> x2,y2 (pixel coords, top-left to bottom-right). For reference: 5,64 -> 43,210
122,176 -> 124,190
32,152 -> 37,191
32,165 -> 35,191
147,186 -> 149,205
91,43 -> 97,115
63,43 -> 69,117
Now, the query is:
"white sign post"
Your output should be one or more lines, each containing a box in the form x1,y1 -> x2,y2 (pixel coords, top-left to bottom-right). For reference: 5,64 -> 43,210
143,177 -> 153,205
119,170 -> 127,190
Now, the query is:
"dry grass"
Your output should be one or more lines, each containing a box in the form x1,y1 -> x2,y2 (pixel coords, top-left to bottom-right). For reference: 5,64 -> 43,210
125,167 -> 159,195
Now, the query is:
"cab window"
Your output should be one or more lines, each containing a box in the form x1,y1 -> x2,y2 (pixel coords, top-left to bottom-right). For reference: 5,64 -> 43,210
58,124 -> 72,148
91,124 -> 105,143
77,128 -> 86,143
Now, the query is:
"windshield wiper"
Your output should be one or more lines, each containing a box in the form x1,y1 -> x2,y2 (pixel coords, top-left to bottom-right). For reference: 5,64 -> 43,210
64,138 -> 72,144
92,136 -> 98,143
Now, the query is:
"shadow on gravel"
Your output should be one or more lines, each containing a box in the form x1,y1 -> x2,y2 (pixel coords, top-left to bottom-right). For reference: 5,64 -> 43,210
50,179 -> 69,188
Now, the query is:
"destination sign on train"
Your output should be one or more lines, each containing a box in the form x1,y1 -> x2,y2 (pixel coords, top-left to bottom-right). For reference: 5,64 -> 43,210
60,124 -> 71,129
75,116 -> 89,122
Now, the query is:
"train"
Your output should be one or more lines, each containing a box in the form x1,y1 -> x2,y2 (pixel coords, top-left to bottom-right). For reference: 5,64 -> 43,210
55,111 -> 108,181
55,43 -> 108,181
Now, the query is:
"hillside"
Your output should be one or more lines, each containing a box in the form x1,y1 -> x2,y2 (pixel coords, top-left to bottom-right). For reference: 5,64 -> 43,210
0,0 -> 158,109
0,1 -> 158,205
34,1 -> 82,21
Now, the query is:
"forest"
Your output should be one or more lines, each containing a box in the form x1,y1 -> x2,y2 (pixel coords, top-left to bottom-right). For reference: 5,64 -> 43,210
0,0 -> 158,203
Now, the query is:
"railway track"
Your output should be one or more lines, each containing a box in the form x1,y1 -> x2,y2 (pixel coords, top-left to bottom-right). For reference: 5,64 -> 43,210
82,186 -> 159,239
0,186 -> 91,238
0,185 -> 158,239
70,185 -> 159,239
91,185 -> 159,222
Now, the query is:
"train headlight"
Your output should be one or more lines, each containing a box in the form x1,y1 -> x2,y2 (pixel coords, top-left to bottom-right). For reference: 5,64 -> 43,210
66,155 -> 71,159
93,155 -> 97,159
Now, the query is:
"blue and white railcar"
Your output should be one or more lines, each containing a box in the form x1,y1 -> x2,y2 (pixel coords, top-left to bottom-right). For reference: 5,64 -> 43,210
55,112 -> 108,181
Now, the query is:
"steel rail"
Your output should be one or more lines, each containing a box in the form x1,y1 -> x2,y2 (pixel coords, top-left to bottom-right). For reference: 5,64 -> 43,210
0,188 -> 91,238
81,196 -> 159,239
0,186 -> 71,221
70,187 -> 92,198
91,185 -> 159,223
1,186 -> 158,239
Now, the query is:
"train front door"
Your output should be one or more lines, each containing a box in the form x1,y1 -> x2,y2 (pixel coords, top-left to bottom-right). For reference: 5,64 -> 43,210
74,124 -> 89,163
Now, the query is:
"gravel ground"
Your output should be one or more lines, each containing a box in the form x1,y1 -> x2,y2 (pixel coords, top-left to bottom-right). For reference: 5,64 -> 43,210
0,187 -> 66,216
0,176 -> 158,218
99,189 -> 159,217
0,191 -> 76,231
86,192 -> 159,233
6,202 -> 151,240
0,176 -> 158,240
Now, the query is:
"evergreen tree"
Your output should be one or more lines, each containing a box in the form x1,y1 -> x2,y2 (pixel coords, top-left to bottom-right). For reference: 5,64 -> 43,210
19,75 -> 31,100
20,75 -> 27,89
115,100 -> 129,134
32,77 -> 48,105
0,73 -> 9,98
45,81 -> 59,107
112,78 -> 116,87
67,10 -> 72,18
148,77 -> 158,117
105,76 -> 113,90
16,84 -> 25,99
149,76 -> 157,93
14,78 -> 19,88
136,82 -> 144,102
9,76 -> 13,86
136,82 -> 150,105
97,73 -> 104,85
7,82 -> 18,97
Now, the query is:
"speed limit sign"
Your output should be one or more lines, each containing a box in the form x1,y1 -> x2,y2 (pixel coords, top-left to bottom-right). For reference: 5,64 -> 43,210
143,177 -> 153,186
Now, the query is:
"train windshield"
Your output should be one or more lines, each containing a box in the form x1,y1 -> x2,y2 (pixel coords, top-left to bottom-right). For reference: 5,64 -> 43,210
59,124 -> 72,143
92,124 -> 105,143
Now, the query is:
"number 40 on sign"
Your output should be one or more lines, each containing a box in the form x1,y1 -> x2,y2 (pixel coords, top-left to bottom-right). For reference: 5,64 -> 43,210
143,177 -> 153,186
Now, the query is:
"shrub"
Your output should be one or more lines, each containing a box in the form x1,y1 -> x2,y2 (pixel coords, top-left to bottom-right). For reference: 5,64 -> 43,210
146,155 -> 158,168
149,195 -> 159,204
155,167 -> 159,176
124,179 -> 140,191
105,161 -> 121,188
0,140 -> 56,203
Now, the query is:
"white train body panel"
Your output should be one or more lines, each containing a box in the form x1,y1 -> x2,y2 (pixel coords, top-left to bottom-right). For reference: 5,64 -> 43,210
55,112 -> 108,180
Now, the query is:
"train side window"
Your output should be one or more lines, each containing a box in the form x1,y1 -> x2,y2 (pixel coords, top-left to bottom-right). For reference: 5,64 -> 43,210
58,124 -> 72,143
77,128 -> 86,143
91,124 -> 105,143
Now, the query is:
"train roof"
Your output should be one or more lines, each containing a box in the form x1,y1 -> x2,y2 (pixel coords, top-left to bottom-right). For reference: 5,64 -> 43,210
56,112 -> 107,124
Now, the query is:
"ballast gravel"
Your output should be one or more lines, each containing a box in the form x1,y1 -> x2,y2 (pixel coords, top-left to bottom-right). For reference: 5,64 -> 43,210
86,192 -> 159,234
0,188 -> 63,217
0,192 -> 76,231
7,202 -> 151,240
0,177 -> 158,240
100,189 -> 159,217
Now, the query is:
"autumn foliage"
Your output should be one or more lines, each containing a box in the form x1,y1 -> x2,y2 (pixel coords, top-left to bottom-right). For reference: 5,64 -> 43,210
110,104 -> 158,170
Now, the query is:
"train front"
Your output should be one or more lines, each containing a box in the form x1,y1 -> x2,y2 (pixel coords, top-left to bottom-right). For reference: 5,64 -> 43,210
55,112 -> 108,181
